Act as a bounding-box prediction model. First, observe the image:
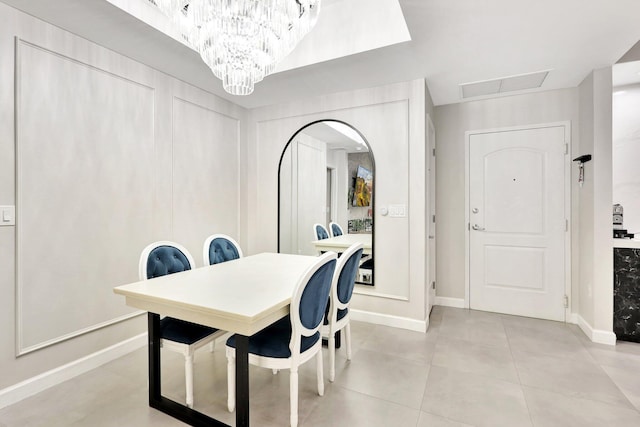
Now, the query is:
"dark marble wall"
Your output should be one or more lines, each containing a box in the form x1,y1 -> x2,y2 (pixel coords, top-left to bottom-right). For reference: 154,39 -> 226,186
614,247 -> 640,342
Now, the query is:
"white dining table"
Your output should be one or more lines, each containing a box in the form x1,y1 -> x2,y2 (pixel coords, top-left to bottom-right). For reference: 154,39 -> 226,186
113,252 -> 321,427
311,233 -> 372,255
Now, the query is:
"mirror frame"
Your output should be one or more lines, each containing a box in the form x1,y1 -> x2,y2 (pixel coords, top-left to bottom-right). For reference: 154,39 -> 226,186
277,119 -> 376,285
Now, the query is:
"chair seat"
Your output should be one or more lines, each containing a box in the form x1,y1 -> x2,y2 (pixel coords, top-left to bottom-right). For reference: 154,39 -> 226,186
323,308 -> 348,326
226,317 -> 320,358
160,317 -> 218,345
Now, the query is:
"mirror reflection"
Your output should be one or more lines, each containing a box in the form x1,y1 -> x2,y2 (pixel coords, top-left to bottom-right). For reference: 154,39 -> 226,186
278,120 -> 375,285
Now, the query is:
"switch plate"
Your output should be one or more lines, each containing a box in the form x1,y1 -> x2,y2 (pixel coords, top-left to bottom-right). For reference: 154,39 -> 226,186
388,204 -> 406,217
0,206 -> 15,226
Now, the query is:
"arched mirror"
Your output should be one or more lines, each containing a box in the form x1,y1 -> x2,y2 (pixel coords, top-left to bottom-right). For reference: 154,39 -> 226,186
278,120 -> 375,286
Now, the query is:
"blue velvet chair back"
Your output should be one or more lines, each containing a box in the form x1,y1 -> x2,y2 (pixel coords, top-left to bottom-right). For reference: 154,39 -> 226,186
337,247 -> 363,304
146,245 -> 191,279
314,224 -> 329,240
298,258 -> 336,331
208,237 -> 241,265
330,223 -> 343,237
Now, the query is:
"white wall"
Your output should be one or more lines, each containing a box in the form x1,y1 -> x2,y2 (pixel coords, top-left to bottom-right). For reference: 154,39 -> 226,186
0,2 -> 245,392
434,89 -> 580,309
577,68 -> 615,341
326,148 -> 349,230
244,80 -> 432,326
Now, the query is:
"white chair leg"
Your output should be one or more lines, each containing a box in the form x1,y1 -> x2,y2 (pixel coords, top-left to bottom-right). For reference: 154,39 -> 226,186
290,368 -> 299,427
227,353 -> 235,412
316,350 -> 324,396
328,333 -> 336,382
185,353 -> 194,408
345,323 -> 352,361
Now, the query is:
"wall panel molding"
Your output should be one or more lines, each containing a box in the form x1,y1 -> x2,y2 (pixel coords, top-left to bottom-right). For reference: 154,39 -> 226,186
15,38 -> 156,355
170,96 -> 241,259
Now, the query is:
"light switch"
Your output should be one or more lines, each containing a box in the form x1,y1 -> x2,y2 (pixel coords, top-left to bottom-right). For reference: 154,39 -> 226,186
0,206 -> 15,226
389,204 -> 406,218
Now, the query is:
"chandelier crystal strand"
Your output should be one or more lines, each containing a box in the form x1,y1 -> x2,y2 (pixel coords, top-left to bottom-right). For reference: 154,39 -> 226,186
155,0 -> 321,95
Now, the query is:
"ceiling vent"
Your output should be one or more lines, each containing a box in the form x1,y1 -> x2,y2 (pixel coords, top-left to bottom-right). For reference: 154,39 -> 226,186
460,70 -> 550,99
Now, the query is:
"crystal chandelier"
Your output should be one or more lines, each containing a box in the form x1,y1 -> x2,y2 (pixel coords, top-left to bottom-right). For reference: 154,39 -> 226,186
154,0 -> 321,95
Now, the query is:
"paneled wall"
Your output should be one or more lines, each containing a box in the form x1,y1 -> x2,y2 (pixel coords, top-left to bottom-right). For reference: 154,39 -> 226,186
244,81 -> 431,324
0,2 -> 245,389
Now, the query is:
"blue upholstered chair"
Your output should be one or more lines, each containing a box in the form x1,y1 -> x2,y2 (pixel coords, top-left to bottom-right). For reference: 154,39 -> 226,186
203,234 -> 243,266
322,243 -> 363,382
138,241 -> 226,408
313,223 -> 329,241
329,221 -> 344,237
225,252 -> 337,427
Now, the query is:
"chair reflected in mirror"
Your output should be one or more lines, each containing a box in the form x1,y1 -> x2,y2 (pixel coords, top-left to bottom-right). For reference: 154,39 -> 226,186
329,221 -> 344,237
313,223 -> 329,240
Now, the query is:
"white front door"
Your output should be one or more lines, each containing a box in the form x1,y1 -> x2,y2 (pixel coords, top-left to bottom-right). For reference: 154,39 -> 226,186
469,125 -> 568,321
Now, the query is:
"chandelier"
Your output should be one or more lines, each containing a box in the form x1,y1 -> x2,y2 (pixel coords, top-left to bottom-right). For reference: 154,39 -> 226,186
154,0 -> 322,96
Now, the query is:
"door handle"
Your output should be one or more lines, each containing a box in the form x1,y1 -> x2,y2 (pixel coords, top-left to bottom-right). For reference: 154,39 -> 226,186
472,224 -> 485,231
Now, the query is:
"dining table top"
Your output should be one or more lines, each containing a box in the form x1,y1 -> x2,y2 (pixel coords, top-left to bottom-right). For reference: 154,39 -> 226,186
113,252 -> 320,336
311,233 -> 372,254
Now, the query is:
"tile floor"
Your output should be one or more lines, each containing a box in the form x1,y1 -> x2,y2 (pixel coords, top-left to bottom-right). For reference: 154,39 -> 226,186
2,306 -> 640,426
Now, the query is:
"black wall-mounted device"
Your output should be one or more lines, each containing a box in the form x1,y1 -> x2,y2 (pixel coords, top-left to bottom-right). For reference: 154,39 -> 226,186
572,154 -> 592,163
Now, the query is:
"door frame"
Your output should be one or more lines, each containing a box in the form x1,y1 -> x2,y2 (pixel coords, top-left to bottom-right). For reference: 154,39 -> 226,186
464,121 -> 572,320
426,114 -> 436,317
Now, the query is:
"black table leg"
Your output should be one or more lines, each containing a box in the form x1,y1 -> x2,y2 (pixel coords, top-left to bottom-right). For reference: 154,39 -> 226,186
147,312 -> 229,427
235,334 -> 250,427
148,313 -> 161,402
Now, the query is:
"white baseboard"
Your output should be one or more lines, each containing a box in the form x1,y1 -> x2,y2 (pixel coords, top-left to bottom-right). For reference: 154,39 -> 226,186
576,315 -> 616,346
350,309 -> 427,333
0,333 -> 147,410
568,312 -> 579,325
434,296 -> 465,309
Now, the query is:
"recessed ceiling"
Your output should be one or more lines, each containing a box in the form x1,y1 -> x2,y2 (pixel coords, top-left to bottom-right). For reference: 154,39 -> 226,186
300,122 -> 368,154
2,0 -> 640,108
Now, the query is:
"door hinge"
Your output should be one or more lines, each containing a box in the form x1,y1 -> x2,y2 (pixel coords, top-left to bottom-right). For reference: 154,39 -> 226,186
565,219 -> 569,232
432,148 -> 436,156
432,214 -> 436,223
468,222 -> 470,231
563,295 -> 569,308
565,143 -> 569,155
432,281 -> 436,290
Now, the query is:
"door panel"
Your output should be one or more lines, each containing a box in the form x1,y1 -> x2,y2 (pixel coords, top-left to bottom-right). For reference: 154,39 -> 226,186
469,126 -> 566,321
484,149 -> 544,234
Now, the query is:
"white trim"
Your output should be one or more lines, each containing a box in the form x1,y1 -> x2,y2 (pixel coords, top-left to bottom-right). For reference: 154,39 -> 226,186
0,333 -> 147,410
464,121 -> 572,319
568,312 -> 579,325
17,311 -> 144,356
353,287 -> 409,301
350,309 -> 426,332
434,296 -> 465,309
576,314 -> 617,346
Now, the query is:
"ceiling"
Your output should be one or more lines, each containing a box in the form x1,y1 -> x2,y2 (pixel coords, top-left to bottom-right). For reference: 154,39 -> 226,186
300,121 -> 369,154
2,0 -> 640,109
